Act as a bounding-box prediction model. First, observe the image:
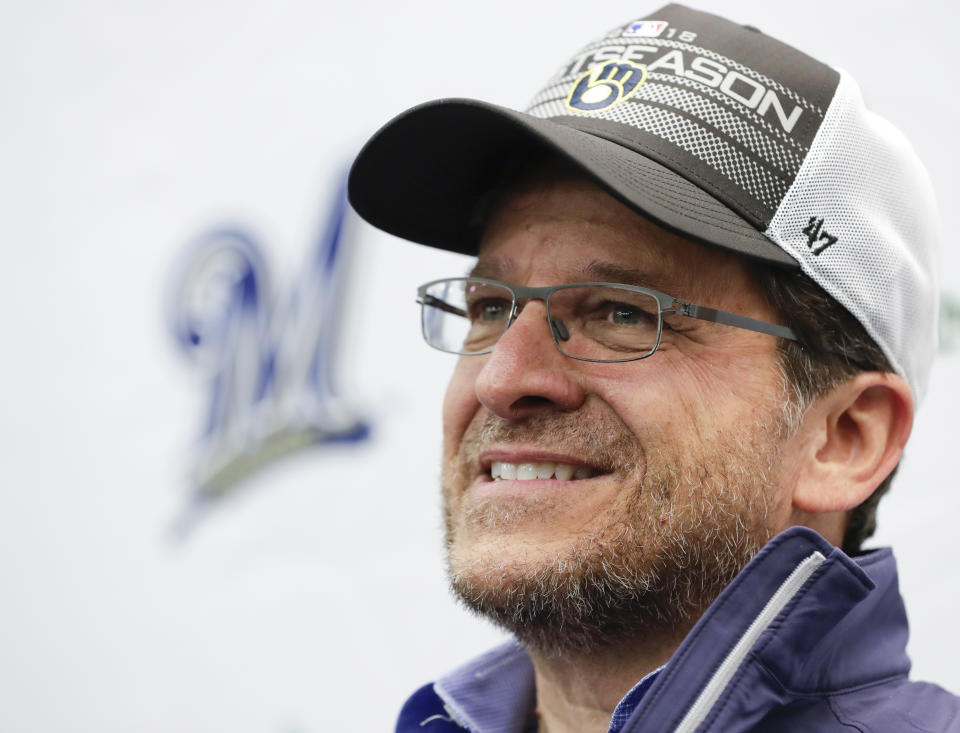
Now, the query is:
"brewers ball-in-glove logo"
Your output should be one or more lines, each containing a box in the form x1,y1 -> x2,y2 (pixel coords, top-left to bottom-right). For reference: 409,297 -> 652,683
565,59 -> 648,112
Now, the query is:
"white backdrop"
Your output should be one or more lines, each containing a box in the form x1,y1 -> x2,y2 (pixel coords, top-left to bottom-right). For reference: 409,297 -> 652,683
3,1 -> 959,731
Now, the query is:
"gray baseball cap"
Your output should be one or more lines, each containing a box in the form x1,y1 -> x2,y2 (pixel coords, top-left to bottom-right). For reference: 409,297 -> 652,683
348,4 -> 940,399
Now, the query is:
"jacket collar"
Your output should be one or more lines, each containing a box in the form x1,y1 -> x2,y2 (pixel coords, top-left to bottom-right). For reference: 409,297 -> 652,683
433,641 -> 535,732
430,527 -> 909,733
621,527 -> 909,732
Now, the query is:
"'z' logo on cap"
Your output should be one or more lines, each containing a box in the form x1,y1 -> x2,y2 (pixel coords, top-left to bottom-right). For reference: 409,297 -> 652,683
565,60 -> 648,113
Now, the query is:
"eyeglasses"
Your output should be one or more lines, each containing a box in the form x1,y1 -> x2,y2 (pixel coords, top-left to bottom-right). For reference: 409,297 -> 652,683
416,277 -> 798,363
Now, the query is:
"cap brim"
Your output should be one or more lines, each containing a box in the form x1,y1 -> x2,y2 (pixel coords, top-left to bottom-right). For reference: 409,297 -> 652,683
348,98 -> 799,269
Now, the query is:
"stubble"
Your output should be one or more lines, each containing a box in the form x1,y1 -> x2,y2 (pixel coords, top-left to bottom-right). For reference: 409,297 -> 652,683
443,403 -> 783,656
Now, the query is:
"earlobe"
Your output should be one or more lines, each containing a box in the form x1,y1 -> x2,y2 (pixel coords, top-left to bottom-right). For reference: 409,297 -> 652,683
791,372 -> 913,517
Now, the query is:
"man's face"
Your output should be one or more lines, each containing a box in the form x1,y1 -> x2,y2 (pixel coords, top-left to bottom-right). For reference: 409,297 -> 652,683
441,176 -> 799,651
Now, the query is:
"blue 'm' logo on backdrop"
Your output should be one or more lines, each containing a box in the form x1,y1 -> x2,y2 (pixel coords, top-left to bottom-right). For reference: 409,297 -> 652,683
168,181 -> 369,527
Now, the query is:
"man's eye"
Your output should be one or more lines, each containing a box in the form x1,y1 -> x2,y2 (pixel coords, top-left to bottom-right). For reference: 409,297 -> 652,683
605,303 -> 656,326
470,299 -> 511,322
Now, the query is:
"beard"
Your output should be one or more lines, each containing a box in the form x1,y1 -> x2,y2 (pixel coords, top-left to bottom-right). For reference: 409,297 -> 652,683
442,401 -> 785,657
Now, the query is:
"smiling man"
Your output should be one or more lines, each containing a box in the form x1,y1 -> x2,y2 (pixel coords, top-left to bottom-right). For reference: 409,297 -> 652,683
348,5 -> 959,733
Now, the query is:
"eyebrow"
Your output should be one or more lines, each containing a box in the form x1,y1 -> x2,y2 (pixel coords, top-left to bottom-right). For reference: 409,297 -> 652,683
469,258 -> 513,280
582,261 -> 674,293
468,258 -> 677,294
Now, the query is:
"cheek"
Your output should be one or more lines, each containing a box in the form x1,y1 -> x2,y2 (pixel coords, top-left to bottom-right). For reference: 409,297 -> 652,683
585,364 -> 689,447
442,357 -> 483,457
668,345 -> 784,429
585,355 -> 777,452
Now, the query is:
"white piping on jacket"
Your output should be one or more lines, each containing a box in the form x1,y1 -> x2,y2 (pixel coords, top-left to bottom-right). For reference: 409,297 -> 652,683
673,550 -> 827,733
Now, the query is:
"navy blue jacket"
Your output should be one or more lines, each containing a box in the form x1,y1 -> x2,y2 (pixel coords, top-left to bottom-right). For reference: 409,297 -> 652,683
397,527 -> 960,732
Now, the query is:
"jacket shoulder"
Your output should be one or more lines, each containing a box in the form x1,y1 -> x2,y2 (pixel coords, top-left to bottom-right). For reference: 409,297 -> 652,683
830,678 -> 960,732
750,678 -> 960,732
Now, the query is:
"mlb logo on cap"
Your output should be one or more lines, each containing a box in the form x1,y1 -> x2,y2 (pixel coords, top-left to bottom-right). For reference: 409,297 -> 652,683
624,20 -> 668,37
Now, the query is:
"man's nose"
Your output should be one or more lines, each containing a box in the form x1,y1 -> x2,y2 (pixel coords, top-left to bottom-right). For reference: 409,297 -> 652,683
474,300 -> 586,420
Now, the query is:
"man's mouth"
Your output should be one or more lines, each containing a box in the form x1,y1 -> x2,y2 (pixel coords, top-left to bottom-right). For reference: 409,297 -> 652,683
490,461 -> 598,482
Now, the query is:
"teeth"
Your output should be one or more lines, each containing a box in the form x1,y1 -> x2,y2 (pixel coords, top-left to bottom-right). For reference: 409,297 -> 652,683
490,461 -> 594,481
517,463 -> 538,480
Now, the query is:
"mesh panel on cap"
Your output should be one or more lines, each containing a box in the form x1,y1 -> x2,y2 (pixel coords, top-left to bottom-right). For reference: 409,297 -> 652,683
764,70 -> 940,401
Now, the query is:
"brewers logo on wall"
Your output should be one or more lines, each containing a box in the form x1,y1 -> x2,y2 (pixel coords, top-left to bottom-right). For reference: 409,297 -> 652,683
168,179 -> 369,531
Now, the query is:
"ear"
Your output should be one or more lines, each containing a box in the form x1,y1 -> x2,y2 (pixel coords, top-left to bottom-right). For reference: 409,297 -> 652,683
790,372 -> 914,516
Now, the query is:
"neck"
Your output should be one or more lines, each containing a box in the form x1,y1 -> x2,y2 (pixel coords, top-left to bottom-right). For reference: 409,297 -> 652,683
527,628 -> 686,733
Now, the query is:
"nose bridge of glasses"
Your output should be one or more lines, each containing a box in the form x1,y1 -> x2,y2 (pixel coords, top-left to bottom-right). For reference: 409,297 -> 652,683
509,283 -> 558,314
507,286 -> 588,350
505,283 -> 555,327
502,288 -> 574,351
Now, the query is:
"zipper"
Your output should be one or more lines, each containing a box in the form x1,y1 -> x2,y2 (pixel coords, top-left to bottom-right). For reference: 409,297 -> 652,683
673,550 -> 826,733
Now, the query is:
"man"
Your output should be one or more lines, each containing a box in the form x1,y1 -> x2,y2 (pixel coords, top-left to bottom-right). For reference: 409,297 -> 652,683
349,4 -> 959,732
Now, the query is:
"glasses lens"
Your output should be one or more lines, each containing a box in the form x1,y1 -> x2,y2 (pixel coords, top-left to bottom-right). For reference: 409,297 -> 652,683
421,279 -> 514,354
548,285 -> 661,361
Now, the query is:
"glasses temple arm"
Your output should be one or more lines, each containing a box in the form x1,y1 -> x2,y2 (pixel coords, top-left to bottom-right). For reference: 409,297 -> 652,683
675,303 -> 799,342
419,294 -> 467,318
